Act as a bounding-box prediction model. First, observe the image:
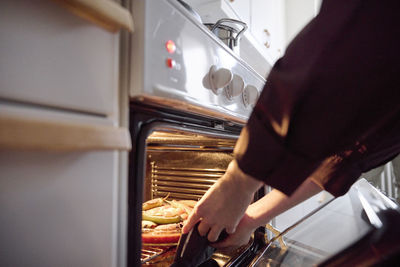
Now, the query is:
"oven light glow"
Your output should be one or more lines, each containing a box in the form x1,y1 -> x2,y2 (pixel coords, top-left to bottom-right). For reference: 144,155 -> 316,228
165,40 -> 176,54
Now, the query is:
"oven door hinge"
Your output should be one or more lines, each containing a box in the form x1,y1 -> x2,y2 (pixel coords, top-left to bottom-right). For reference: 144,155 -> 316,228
212,122 -> 225,130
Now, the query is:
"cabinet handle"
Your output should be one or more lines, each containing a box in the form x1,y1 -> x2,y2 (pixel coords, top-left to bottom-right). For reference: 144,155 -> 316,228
0,114 -> 132,151
264,29 -> 271,48
51,0 -> 134,33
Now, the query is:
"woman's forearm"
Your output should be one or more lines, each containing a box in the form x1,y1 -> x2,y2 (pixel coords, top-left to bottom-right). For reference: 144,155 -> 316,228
245,177 -> 323,228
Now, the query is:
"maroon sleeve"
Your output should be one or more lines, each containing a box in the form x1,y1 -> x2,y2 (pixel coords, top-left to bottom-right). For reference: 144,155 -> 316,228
235,0 -> 400,196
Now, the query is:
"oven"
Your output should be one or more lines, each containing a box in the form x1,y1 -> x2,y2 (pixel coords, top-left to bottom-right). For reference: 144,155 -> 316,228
124,0 -> 266,266
123,0 -> 400,266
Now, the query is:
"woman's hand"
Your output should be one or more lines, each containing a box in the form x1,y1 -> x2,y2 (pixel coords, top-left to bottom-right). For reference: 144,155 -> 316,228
210,212 -> 256,250
182,160 -> 263,242
209,176 -> 325,249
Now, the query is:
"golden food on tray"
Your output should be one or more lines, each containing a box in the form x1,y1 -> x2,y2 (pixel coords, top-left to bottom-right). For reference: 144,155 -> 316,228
141,197 -> 197,245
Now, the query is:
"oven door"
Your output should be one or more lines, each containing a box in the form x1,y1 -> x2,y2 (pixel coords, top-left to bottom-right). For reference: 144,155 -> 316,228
128,102 -> 263,266
249,179 -> 400,266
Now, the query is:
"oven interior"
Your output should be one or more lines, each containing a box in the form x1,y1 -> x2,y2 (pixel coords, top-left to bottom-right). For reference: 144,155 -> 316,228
143,129 -> 236,202
140,126 -> 258,266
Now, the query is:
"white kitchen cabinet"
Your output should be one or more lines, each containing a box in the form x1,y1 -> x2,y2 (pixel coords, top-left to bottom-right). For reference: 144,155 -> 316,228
185,0 -> 320,70
0,0 -> 133,266
0,149 -> 120,267
185,0 -> 284,62
0,0 -> 132,116
0,102 -> 131,267
184,0 -> 273,77
0,101 -> 131,151
225,0 -> 250,26
250,0 -> 285,62
284,0 -> 320,45
251,0 -> 321,62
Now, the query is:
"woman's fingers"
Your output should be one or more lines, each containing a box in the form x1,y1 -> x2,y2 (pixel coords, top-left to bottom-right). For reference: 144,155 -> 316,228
197,220 -> 211,237
182,211 -> 200,234
207,225 -> 225,243
226,225 -> 236,234
210,228 -> 251,250
211,212 -> 255,250
183,160 -> 262,239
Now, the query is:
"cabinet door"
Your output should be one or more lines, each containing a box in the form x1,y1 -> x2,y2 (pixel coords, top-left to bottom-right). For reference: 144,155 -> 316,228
0,150 -> 119,267
0,0 -> 123,116
251,0 -> 285,62
0,103 -> 129,267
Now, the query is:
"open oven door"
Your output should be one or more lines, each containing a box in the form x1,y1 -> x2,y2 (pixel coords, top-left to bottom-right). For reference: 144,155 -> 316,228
249,178 -> 400,267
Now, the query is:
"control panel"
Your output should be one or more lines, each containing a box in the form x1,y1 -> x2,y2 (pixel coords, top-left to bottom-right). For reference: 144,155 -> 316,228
129,0 -> 268,121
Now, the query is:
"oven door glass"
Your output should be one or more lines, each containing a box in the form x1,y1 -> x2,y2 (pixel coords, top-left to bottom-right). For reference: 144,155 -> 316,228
251,179 -> 400,266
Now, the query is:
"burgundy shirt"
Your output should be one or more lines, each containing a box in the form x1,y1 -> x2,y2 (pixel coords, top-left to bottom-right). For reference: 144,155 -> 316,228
235,0 -> 400,197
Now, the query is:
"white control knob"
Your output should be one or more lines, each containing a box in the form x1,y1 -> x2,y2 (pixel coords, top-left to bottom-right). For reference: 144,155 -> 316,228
208,65 -> 233,95
225,74 -> 244,100
242,85 -> 259,108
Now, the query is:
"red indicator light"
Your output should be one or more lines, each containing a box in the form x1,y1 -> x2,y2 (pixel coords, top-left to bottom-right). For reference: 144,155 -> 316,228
166,58 -> 175,68
165,40 -> 176,54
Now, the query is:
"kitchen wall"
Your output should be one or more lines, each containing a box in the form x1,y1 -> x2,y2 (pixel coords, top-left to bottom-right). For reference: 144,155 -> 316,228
284,0 -> 322,45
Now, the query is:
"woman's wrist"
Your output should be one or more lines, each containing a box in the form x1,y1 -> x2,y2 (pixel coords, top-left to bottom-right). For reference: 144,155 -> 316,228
225,160 -> 263,195
238,212 -> 259,234
245,201 -> 272,229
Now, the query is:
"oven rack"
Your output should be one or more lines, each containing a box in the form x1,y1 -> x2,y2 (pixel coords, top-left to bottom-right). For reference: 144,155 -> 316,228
150,163 -> 225,200
141,246 -> 173,264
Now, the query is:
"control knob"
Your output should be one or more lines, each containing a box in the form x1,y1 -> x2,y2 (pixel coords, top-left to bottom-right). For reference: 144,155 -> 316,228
224,74 -> 244,100
242,85 -> 259,108
208,65 -> 233,95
